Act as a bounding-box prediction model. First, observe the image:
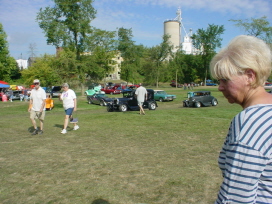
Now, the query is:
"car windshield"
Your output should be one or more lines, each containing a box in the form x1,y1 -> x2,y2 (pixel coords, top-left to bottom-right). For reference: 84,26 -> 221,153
157,91 -> 166,94
123,92 -> 133,98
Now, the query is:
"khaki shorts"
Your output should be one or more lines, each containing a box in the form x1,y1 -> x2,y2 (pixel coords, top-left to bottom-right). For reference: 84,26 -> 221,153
30,110 -> 45,120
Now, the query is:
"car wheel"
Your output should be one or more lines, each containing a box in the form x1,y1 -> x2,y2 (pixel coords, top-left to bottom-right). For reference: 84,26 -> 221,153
100,100 -> 105,106
88,99 -> 92,104
110,92 -> 113,95
119,104 -> 127,112
159,97 -> 163,102
195,101 -> 201,108
183,102 -> 187,107
212,99 -> 218,106
107,106 -> 113,112
148,102 -> 156,110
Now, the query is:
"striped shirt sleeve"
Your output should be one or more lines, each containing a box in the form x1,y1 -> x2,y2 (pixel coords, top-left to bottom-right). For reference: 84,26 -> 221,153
215,105 -> 272,204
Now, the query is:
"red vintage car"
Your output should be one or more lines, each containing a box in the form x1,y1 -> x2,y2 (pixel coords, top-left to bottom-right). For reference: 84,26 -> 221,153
101,87 -> 121,95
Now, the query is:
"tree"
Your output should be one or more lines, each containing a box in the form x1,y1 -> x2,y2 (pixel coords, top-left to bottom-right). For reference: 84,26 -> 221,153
21,54 -> 60,87
36,0 -> 97,59
144,34 -> 173,87
117,27 -> 144,84
0,22 -> 18,82
191,24 -> 225,85
230,16 -> 272,46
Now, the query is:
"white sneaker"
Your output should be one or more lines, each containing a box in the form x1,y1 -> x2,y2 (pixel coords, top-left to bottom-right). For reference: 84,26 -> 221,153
61,129 -> 67,134
73,125 -> 79,130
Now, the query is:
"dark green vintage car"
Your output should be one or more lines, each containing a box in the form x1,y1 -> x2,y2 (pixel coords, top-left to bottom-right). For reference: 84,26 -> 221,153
183,91 -> 218,108
154,90 -> 176,102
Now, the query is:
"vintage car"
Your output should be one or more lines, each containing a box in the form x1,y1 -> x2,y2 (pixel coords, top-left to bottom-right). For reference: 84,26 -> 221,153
50,86 -> 62,97
87,93 -> 113,106
101,87 -> 121,95
183,91 -> 218,108
154,90 -> 176,102
170,82 -> 182,88
107,89 -> 158,112
85,84 -> 105,95
116,87 -> 133,93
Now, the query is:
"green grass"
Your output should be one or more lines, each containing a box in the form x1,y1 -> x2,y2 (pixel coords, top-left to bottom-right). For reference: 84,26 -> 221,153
0,86 -> 241,204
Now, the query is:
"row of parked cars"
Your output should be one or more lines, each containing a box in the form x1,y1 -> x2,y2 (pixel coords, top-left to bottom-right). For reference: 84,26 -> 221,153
87,86 -> 219,112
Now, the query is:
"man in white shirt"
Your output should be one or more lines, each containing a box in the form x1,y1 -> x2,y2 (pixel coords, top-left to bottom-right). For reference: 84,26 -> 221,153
135,83 -> 147,115
59,83 -> 79,134
28,79 -> 46,135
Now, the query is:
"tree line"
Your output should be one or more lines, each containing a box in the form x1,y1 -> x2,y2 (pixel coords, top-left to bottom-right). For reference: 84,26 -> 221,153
0,0 -> 271,89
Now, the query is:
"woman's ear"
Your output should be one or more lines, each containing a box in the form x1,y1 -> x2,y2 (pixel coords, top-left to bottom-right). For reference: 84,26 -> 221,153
245,69 -> 256,84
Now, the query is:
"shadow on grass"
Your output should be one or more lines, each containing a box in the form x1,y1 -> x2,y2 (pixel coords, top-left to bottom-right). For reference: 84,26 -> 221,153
92,198 -> 110,204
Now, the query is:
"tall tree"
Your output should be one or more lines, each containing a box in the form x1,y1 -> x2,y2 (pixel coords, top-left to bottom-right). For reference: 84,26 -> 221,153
0,23 -> 18,82
230,16 -> 272,46
144,34 -> 173,87
36,0 -> 97,59
191,24 -> 225,84
21,54 -> 60,87
117,27 -> 144,84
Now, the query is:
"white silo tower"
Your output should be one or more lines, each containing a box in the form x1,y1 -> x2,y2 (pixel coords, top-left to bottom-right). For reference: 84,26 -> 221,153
164,8 -> 181,53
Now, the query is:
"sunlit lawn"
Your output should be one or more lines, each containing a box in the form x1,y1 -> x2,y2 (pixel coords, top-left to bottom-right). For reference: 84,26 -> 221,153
0,86 -> 241,204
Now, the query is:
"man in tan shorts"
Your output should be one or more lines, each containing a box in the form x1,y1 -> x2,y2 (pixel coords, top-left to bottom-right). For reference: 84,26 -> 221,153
28,79 -> 46,135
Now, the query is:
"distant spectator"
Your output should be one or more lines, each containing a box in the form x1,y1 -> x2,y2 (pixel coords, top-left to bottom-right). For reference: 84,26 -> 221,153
8,88 -> 13,102
23,89 -> 29,102
184,83 -> 187,90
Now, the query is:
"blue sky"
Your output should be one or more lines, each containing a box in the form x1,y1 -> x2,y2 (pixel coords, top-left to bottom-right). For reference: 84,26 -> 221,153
0,0 -> 271,60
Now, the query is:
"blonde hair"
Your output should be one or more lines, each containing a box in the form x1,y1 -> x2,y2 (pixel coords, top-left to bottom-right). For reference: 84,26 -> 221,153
210,35 -> 272,88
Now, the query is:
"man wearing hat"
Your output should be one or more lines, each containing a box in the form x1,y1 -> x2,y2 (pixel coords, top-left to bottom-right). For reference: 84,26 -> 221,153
28,79 -> 46,135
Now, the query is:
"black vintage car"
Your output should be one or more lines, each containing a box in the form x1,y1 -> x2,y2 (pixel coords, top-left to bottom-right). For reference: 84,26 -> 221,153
183,91 -> 218,108
87,93 -> 113,106
107,89 -> 158,112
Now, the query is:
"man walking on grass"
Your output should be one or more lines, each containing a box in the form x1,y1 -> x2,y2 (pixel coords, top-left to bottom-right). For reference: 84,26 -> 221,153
28,79 -> 46,135
135,83 -> 147,115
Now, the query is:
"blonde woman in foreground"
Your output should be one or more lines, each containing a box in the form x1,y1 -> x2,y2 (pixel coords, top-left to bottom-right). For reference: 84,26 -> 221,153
210,35 -> 272,204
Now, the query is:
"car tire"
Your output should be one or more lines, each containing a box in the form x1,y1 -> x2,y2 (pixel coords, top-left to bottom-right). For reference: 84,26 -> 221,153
107,106 -> 113,112
212,99 -> 218,106
148,102 -> 156,110
88,99 -> 92,104
119,104 -> 127,112
100,100 -> 105,106
195,101 -> 201,108
183,102 -> 188,107
159,97 -> 163,102
110,92 -> 113,95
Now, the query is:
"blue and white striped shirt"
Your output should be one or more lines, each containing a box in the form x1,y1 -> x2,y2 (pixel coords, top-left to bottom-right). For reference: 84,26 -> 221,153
215,104 -> 272,204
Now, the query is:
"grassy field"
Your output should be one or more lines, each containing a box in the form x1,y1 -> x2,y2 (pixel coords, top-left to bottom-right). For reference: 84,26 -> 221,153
0,86 -> 242,204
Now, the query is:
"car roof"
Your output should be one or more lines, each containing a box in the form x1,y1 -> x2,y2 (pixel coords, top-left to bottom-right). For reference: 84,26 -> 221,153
154,90 -> 164,91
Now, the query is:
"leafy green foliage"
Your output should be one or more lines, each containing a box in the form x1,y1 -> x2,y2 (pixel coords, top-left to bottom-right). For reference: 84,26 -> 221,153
21,54 -> 60,87
143,34 -> 173,87
0,23 -> 19,82
36,0 -> 97,59
230,16 -> 272,45
191,24 -> 225,82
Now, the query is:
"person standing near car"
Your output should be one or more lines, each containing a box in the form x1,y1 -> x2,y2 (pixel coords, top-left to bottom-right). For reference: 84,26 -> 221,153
59,83 -> 79,134
8,88 -> 13,102
28,79 -> 46,135
135,83 -> 147,115
210,35 -> 272,203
